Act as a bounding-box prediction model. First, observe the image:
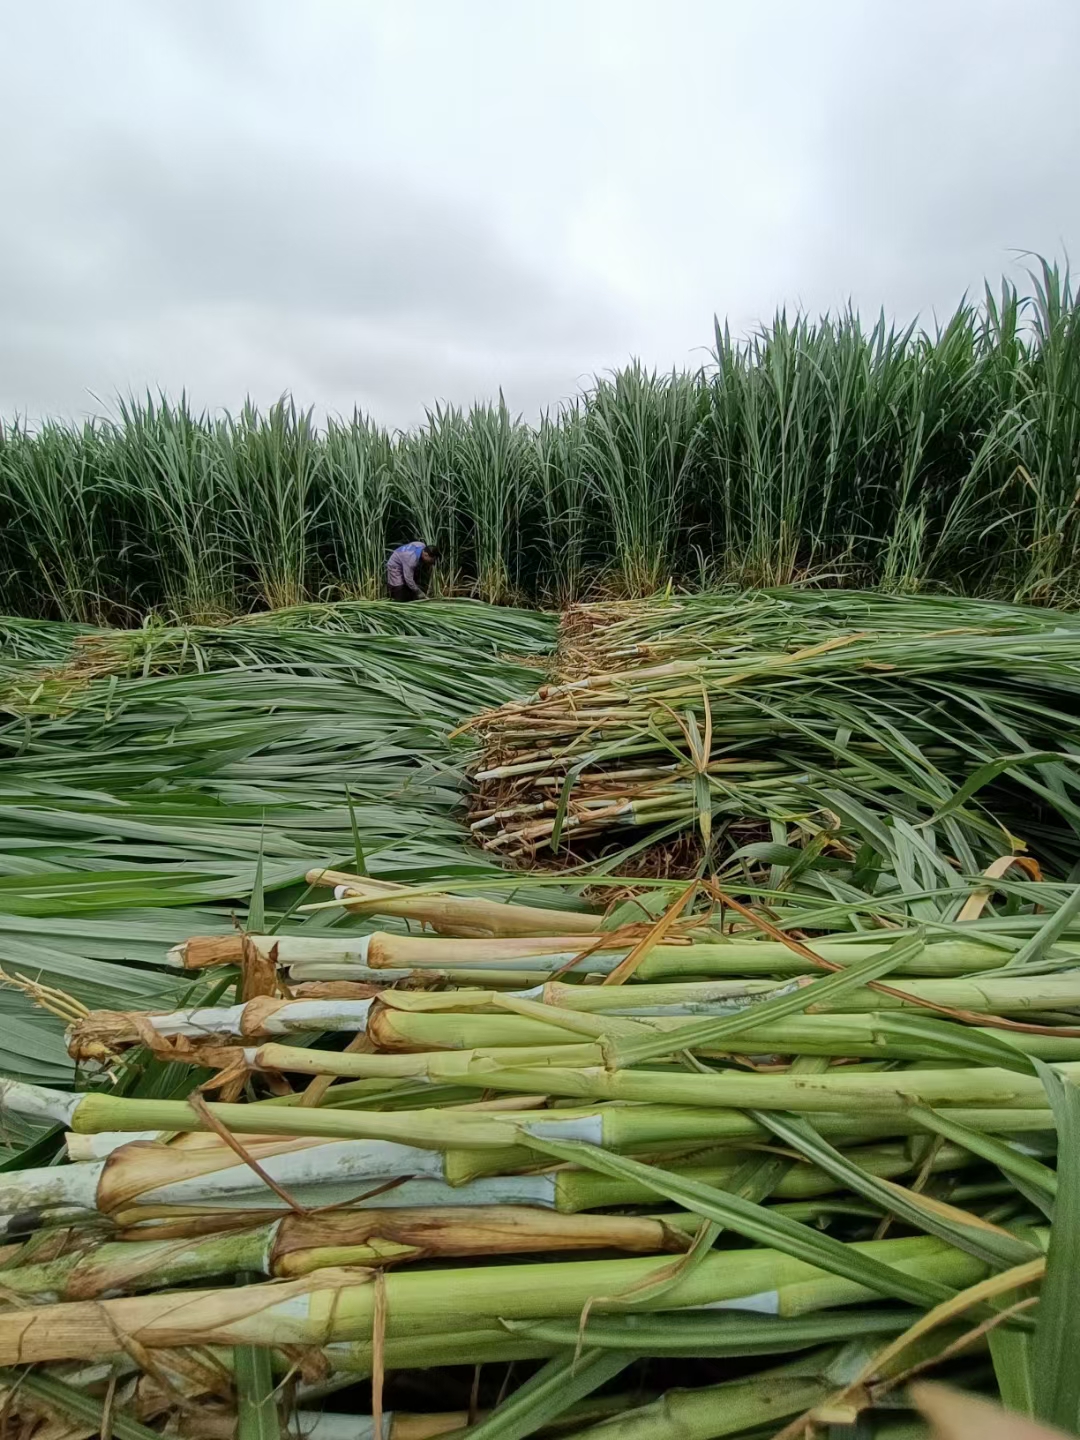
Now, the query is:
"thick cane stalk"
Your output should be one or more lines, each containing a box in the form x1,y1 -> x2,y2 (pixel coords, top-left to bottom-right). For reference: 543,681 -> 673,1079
362,1008 -> 1080,1061
0,1233 -> 994,1364
302,869 -> 602,937
0,1208 -> 691,1299
168,932 -> 1039,980
0,1080 -> 1056,1150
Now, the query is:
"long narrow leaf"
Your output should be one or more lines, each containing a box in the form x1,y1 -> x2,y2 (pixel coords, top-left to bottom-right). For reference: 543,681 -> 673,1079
1032,1058 -> 1080,1432
502,1308 -> 918,1355
751,1110 -> 1040,1269
1,1369 -> 163,1440
907,1104 -> 1057,1217
461,1348 -> 633,1440
235,1343 -> 281,1440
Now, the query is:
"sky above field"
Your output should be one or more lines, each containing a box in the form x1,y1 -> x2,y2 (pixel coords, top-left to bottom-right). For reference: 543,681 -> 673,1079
2,0 -> 1078,429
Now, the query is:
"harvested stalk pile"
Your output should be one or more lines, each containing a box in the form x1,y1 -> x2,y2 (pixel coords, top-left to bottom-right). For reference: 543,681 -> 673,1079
467,590 -> 1080,865
4,591 -> 1080,1437
0,862 -> 1079,1436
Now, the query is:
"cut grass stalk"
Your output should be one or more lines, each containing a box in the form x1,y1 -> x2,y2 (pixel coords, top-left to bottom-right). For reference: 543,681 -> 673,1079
0,1233 -> 997,1364
171,932 -> 1058,980
535,973 -> 1080,1015
0,1208 -> 691,1300
301,870 -> 600,937
0,1079 -> 1059,1145
359,1008 -> 1080,1063
436,1061 -> 1079,1110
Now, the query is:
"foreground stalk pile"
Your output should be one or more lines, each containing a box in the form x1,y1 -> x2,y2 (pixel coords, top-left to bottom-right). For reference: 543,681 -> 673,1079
469,590 -> 1080,865
0,860 -> 1078,1438
4,591 -> 1080,1437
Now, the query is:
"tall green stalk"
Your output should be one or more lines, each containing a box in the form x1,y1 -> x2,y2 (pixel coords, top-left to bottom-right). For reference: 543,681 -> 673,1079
321,412 -> 395,598
581,364 -> 705,595
113,394 -> 236,620
216,397 -> 322,609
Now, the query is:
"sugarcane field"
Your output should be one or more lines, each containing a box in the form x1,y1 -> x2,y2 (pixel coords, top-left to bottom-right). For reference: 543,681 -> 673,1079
5,1 -> 1080,1431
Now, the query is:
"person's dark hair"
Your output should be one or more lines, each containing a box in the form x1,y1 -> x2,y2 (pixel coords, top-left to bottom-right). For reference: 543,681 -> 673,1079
422,545 -> 441,562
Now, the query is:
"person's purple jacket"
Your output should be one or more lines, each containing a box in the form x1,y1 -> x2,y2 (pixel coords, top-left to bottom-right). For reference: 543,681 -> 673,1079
387,541 -> 426,596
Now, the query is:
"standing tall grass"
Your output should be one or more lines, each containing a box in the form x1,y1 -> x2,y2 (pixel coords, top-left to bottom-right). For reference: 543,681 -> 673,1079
217,398 -> 322,611
535,405 -> 590,603
0,417 -> 117,622
708,313 -> 817,587
582,364 -> 706,596
5,262 -> 1080,616
443,395 -> 533,603
321,412 -> 396,599
878,311 -> 970,592
113,395 -> 236,620
1006,259 -> 1080,603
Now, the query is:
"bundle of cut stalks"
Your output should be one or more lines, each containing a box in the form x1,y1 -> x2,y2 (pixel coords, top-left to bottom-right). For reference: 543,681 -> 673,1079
1,860 -> 1078,1439
465,590 -> 1080,863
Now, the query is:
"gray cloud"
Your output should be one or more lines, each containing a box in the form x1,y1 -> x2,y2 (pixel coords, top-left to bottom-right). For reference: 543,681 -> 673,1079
17,135 -> 600,337
1,0 -> 1078,427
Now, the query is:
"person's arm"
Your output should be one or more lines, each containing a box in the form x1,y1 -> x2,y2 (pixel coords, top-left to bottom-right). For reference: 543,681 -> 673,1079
402,548 -> 426,597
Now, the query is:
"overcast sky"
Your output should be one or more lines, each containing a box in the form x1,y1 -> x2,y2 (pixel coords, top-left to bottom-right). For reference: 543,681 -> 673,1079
2,0 -> 1077,429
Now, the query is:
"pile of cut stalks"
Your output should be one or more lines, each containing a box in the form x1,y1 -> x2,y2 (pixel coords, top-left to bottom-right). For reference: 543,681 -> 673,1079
2,859 -> 1080,1440
466,590 -> 1080,865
